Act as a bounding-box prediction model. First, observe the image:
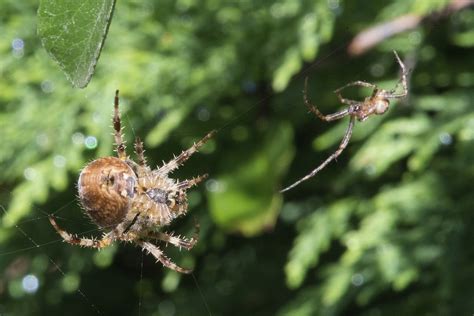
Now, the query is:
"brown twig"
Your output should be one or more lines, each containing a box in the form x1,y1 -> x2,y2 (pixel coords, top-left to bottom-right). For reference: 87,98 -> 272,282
348,0 -> 474,56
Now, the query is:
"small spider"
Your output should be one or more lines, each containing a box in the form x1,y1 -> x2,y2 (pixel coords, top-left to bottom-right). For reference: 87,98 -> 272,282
281,51 -> 408,193
49,90 -> 215,273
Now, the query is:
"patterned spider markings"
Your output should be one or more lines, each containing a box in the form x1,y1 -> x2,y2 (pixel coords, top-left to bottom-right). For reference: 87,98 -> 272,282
49,90 -> 215,273
281,51 -> 408,193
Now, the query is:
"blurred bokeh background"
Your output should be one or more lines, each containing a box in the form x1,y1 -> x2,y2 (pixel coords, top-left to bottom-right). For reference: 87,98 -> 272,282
1,0 -> 474,315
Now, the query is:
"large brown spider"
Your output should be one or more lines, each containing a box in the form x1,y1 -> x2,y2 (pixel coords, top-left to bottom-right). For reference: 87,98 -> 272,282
281,51 -> 408,193
49,90 -> 215,273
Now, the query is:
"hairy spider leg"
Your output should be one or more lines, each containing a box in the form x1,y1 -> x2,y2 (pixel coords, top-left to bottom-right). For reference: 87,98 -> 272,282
122,213 -> 140,234
134,137 -> 147,167
333,81 -> 378,108
334,79 -> 378,101
138,240 -> 192,274
177,174 -> 208,190
113,90 -> 127,160
382,51 -> 408,99
145,220 -> 200,250
49,216 -> 114,249
157,130 -> 216,175
304,77 -> 351,121
334,80 -> 378,93
51,215 -> 195,273
280,116 -> 355,193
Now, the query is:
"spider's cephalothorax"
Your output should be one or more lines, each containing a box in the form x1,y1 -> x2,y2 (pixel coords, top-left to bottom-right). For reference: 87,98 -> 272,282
50,90 -> 215,273
281,51 -> 408,193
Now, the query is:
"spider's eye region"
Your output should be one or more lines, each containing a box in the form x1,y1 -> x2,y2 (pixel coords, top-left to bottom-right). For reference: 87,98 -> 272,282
166,192 -> 178,207
375,99 -> 389,114
146,188 -> 168,204
163,191 -> 186,208
167,198 -> 176,208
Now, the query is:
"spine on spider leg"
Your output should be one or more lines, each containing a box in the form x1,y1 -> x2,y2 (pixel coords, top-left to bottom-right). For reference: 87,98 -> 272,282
49,216 -> 113,249
138,241 -> 193,274
113,89 -> 127,159
157,130 -> 217,175
134,136 -> 148,167
188,217 -> 200,248
177,174 -> 208,190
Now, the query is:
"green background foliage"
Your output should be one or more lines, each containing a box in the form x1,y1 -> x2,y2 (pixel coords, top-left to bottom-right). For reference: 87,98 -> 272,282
1,0 -> 473,315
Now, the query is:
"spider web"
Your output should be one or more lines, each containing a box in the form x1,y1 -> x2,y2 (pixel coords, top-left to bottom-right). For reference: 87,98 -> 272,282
0,39 -> 353,315
0,192 -> 103,314
0,180 -> 214,315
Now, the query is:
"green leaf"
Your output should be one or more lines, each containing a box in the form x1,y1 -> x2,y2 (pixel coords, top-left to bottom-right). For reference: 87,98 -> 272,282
37,0 -> 116,88
146,105 -> 194,147
272,48 -> 302,92
285,199 -> 355,288
207,122 -> 294,236
350,116 -> 431,177
322,266 -> 352,305
285,211 -> 331,289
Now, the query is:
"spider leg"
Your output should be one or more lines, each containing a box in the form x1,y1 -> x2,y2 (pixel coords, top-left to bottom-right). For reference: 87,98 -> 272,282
122,212 -> 140,234
333,81 -> 378,107
334,80 -> 378,94
177,174 -> 208,190
127,137 -> 150,178
280,116 -> 356,193
304,77 -> 349,121
134,137 -> 147,167
157,130 -> 216,175
335,93 -> 360,107
382,50 -> 408,99
145,219 -> 200,251
138,241 -> 192,274
113,90 -> 127,160
49,216 -> 114,249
